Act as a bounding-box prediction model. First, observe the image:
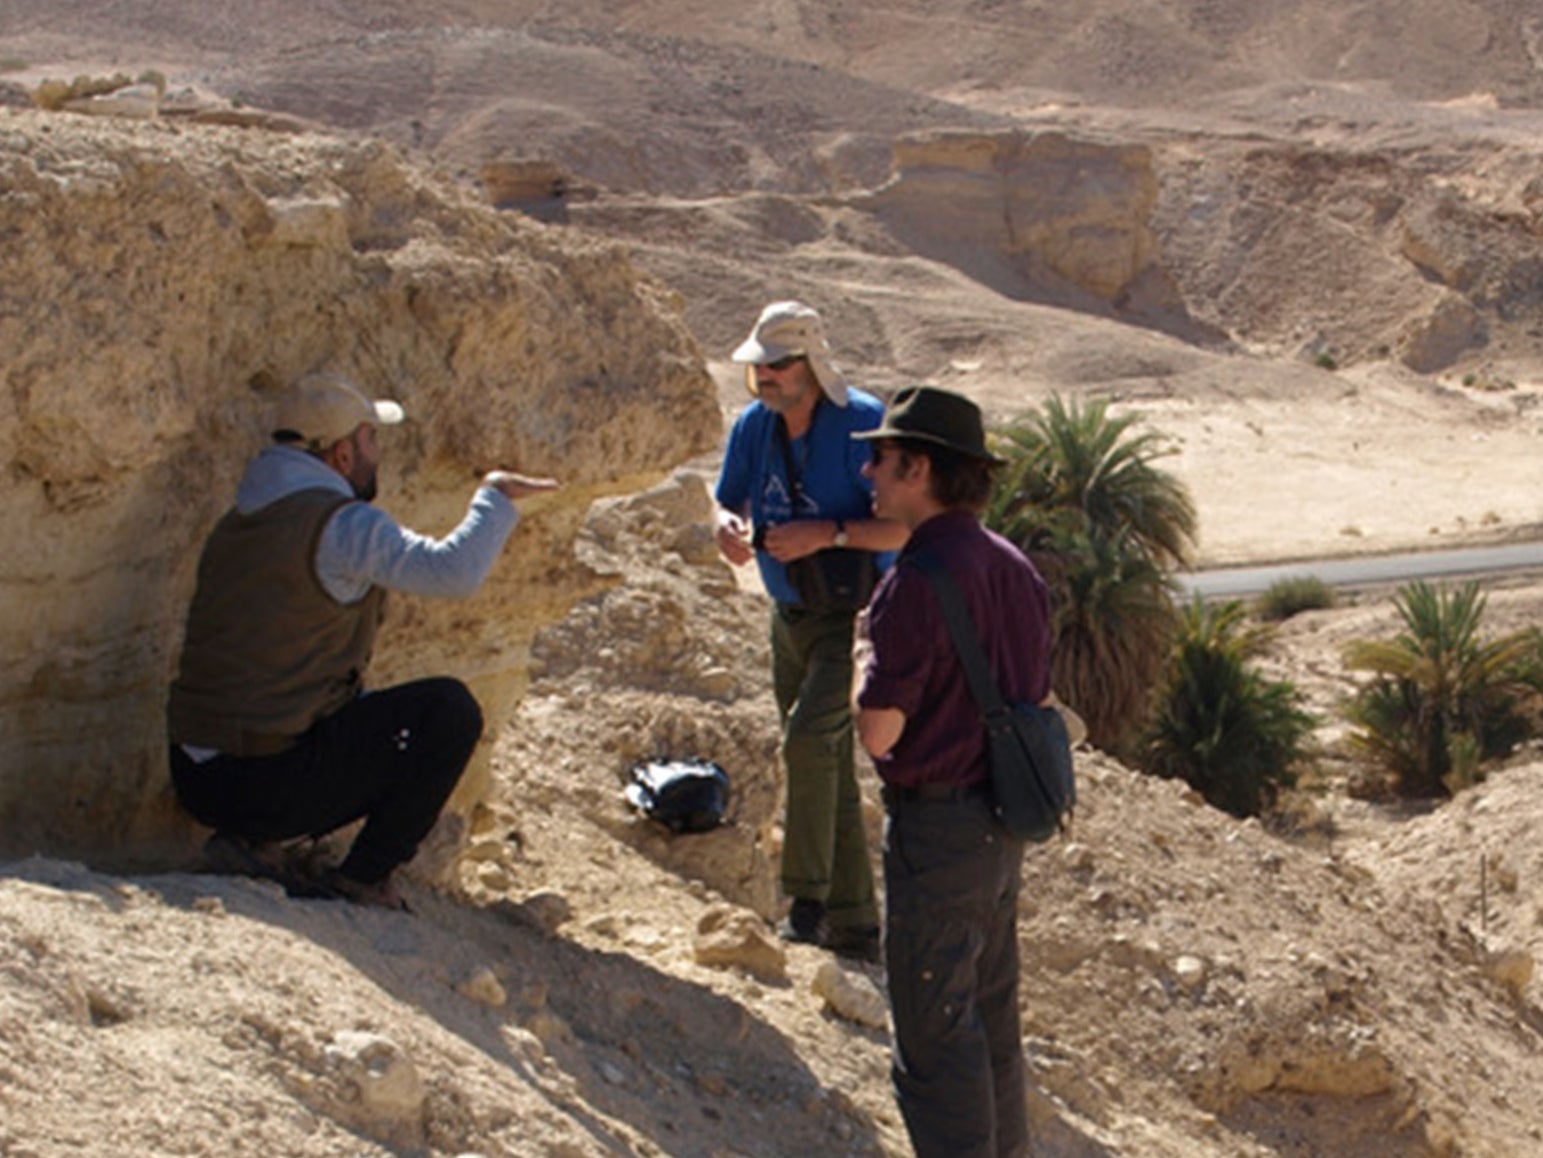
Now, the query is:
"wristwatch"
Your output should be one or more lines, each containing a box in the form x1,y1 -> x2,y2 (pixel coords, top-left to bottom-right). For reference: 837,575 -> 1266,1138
832,519 -> 849,548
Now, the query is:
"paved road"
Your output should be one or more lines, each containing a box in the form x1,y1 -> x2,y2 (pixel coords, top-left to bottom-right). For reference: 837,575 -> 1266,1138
1178,541 -> 1543,601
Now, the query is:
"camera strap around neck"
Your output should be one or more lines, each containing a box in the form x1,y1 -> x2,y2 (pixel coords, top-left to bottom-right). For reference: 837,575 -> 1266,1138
773,395 -> 823,504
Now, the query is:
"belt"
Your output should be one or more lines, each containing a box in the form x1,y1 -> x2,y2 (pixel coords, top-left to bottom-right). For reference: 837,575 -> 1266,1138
173,730 -> 298,759
881,780 -> 991,808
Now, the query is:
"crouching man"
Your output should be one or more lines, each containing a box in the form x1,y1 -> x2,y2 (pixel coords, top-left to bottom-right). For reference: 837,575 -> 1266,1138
168,372 -> 558,909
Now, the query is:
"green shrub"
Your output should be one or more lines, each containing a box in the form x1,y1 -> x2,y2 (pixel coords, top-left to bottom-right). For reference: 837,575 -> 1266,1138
1344,581 -> 1533,797
986,395 -> 1195,755
1141,599 -> 1315,817
1255,575 -> 1336,621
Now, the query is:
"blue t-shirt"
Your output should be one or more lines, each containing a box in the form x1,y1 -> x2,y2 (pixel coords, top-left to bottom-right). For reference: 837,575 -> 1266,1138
716,388 -> 894,605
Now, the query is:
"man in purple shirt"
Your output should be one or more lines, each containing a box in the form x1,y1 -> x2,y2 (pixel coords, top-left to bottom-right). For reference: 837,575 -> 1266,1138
854,386 -> 1053,1158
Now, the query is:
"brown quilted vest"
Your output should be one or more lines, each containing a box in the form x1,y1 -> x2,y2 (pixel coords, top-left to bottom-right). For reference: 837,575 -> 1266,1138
167,488 -> 386,756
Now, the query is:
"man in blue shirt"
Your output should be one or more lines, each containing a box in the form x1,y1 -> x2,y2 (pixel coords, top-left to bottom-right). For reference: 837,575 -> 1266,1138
714,301 -> 907,959
169,373 -> 559,909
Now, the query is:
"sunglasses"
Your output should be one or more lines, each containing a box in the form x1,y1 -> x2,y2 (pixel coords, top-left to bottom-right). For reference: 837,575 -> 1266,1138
763,354 -> 806,372
868,441 -> 900,466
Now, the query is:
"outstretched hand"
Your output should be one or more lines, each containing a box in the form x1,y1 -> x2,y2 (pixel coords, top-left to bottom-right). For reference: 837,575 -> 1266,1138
715,509 -> 754,566
485,471 -> 562,501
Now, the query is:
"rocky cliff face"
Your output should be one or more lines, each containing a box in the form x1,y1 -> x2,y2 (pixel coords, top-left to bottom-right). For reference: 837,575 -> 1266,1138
0,109 -> 720,867
865,129 -> 1206,336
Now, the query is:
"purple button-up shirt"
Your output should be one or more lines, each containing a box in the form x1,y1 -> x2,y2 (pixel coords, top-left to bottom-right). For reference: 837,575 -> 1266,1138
858,510 -> 1054,789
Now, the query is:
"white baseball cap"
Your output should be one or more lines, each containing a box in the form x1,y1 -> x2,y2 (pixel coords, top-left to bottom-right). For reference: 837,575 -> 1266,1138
272,373 -> 404,450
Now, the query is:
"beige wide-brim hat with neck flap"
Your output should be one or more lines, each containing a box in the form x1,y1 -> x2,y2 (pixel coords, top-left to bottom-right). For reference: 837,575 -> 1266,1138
731,300 -> 850,406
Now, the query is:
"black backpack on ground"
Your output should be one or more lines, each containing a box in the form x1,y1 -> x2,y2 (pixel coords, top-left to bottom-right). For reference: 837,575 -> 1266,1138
624,759 -> 731,833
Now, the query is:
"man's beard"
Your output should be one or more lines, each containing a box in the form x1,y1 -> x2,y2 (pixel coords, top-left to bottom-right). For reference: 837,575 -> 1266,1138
351,466 -> 378,503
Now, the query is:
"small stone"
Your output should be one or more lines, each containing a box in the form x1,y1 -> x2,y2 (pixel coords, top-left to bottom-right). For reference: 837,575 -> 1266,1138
1482,946 -> 1534,996
457,967 -> 507,1008
461,838 -> 507,863
1062,842 -> 1095,872
517,890 -> 573,932
1488,857 -> 1519,892
1089,887 -> 1118,912
477,862 -> 513,892
812,960 -> 889,1029
696,666 -> 736,699
321,1031 -> 424,1137
693,905 -> 787,982
1172,955 -> 1208,990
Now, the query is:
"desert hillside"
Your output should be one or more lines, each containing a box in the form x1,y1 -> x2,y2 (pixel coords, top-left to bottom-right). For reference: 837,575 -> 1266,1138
2,2 -> 1542,1156
3,480 -> 1542,1157
13,0 -> 1543,563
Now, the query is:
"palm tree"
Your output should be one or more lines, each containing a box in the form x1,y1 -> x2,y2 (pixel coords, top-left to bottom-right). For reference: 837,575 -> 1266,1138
988,394 -> 1197,569
1344,580 -> 1533,797
987,394 -> 1197,754
1039,528 -> 1175,753
1143,599 -> 1315,817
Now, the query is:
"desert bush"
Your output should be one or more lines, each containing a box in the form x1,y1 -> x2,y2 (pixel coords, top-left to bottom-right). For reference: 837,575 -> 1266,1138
1488,624 -> 1543,737
1255,574 -> 1335,621
986,394 -> 1195,755
1141,599 -> 1315,817
1034,528 -> 1178,756
1344,580 -> 1533,797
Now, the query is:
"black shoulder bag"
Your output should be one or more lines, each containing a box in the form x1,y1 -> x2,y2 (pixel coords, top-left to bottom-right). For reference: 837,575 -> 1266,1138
772,407 -> 878,612
910,550 -> 1075,842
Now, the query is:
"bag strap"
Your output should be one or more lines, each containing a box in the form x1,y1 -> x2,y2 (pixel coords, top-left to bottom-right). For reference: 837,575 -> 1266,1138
910,549 -> 1009,721
773,415 -> 801,498
772,396 -> 825,504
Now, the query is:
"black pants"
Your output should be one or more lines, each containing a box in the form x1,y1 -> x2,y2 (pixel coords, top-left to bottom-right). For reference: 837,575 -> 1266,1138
170,677 -> 482,884
884,792 -> 1029,1158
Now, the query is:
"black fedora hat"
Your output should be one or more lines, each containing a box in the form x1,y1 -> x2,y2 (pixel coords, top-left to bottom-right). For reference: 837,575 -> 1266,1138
853,386 -> 1003,463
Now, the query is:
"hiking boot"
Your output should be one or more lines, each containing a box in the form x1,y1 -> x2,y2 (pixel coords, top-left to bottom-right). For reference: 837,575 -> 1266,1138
317,868 -> 411,912
202,833 -> 347,902
777,898 -> 828,945
202,832 -> 287,881
825,924 -> 882,965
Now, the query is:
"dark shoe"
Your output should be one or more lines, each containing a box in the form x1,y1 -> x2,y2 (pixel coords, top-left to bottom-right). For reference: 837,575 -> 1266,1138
317,868 -> 411,912
826,924 -> 882,965
202,833 -> 347,902
202,832 -> 287,881
777,898 -> 828,944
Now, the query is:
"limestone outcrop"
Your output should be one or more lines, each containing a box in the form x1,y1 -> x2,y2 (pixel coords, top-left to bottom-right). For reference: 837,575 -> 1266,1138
860,129 -> 1207,340
0,109 -> 720,867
